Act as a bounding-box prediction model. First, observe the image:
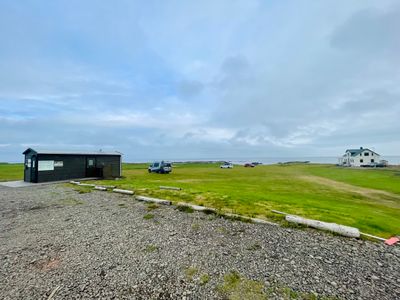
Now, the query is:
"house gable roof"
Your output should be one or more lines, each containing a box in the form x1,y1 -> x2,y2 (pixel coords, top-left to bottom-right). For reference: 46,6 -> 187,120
22,148 -> 122,156
22,148 -> 37,155
345,148 -> 380,157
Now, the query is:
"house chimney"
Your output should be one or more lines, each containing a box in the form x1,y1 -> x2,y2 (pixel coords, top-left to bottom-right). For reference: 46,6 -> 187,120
360,147 -> 363,149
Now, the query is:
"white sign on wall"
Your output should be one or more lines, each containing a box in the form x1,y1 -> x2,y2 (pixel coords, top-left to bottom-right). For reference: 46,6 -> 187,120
54,161 -> 64,167
38,160 -> 54,171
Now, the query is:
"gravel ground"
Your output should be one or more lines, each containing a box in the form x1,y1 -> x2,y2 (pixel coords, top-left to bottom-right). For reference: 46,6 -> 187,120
0,184 -> 399,299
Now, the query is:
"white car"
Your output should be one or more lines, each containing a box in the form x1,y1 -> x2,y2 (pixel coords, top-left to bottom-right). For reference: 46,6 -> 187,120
220,162 -> 233,169
148,161 -> 172,174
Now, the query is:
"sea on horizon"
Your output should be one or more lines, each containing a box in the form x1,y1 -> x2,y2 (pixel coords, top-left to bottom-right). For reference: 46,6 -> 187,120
126,156 -> 400,165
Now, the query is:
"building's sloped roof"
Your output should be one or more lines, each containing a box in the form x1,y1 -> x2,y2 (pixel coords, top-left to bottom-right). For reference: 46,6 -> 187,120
345,148 -> 379,157
23,148 -> 122,156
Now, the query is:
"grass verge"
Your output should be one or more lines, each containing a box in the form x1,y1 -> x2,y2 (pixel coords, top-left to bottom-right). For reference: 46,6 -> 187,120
2,162 -> 399,237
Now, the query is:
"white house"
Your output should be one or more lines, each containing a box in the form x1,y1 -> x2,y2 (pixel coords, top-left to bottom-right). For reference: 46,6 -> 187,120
339,147 -> 381,167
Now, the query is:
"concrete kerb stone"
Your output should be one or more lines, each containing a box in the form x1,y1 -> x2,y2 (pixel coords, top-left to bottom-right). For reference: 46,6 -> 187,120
94,186 -> 107,191
77,183 -> 96,187
159,186 -> 182,191
176,202 -> 216,213
135,195 -> 171,205
176,202 -> 278,226
113,188 -> 135,195
222,212 -> 278,226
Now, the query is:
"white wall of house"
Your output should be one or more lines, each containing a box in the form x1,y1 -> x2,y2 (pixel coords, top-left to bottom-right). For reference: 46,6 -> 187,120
352,150 -> 380,167
340,153 -> 353,166
340,149 -> 380,167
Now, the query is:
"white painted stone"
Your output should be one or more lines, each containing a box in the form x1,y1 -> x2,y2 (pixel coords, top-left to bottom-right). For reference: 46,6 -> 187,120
94,186 -> 107,191
285,215 -> 360,238
136,195 -> 171,205
159,186 -> 181,191
113,188 -> 134,195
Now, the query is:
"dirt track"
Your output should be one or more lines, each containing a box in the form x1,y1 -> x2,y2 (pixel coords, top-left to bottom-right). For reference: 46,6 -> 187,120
300,175 -> 400,206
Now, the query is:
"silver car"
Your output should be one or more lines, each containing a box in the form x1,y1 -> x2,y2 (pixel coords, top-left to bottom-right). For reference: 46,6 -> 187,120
148,161 -> 172,174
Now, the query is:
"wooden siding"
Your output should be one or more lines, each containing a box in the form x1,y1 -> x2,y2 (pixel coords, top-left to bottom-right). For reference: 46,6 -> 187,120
24,153 -> 121,183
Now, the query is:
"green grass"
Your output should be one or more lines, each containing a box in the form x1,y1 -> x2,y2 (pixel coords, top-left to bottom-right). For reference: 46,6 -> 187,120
191,223 -> 200,230
143,213 -> 154,220
185,266 -> 198,280
94,162 -> 400,237
265,284 -> 340,300
1,162 -> 399,237
176,204 -> 194,213
70,185 -> 93,194
217,271 -> 266,300
218,271 -> 339,299
199,273 -> 210,285
0,163 -> 23,181
305,164 -> 400,194
146,203 -> 159,211
144,244 -> 158,253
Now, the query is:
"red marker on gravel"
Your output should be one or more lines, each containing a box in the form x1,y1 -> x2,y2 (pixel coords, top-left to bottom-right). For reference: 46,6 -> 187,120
384,237 -> 400,246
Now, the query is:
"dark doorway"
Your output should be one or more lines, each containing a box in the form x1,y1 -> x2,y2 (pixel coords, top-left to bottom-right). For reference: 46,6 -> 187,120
85,157 -> 103,177
86,157 -> 97,177
24,157 -> 31,182
24,155 -> 37,182
31,155 -> 37,182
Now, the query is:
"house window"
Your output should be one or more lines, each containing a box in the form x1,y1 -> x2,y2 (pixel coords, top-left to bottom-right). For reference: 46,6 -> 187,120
364,152 -> 369,156
372,153 -> 374,156
360,159 -> 363,163
371,159 -> 374,163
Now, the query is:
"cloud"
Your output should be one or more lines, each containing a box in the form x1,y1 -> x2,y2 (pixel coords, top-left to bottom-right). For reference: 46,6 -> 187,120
330,5 -> 400,57
0,0 -> 399,162
177,80 -> 204,98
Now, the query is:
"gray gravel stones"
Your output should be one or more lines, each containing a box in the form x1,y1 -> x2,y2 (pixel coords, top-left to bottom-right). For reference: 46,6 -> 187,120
0,184 -> 399,299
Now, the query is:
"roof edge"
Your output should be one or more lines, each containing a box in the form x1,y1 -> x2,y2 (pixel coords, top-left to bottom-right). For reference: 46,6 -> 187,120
22,148 -> 37,155
22,148 -> 122,156
345,148 -> 380,156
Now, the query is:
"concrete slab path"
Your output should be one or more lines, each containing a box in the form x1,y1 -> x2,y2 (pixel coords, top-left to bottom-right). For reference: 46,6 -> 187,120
0,177 -> 100,188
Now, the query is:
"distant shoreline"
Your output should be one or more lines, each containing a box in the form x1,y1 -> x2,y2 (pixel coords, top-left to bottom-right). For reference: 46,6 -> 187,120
2,155 -> 400,165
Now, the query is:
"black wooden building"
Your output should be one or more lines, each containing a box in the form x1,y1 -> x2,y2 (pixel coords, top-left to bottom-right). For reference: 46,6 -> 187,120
23,148 -> 122,183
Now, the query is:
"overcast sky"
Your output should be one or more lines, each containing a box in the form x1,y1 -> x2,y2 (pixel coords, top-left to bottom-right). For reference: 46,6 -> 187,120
1,0 -> 399,162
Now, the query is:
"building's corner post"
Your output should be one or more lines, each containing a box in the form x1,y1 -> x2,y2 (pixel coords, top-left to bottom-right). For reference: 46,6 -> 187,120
23,155 -> 25,182
119,156 -> 122,177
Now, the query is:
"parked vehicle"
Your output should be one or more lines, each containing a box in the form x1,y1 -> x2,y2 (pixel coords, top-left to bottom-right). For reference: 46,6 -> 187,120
148,161 -> 172,174
220,162 -> 233,169
244,163 -> 255,167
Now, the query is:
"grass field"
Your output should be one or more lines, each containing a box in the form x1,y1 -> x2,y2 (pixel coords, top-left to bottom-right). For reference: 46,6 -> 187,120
0,163 -> 24,181
96,163 -> 399,237
1,162 -> 399,237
